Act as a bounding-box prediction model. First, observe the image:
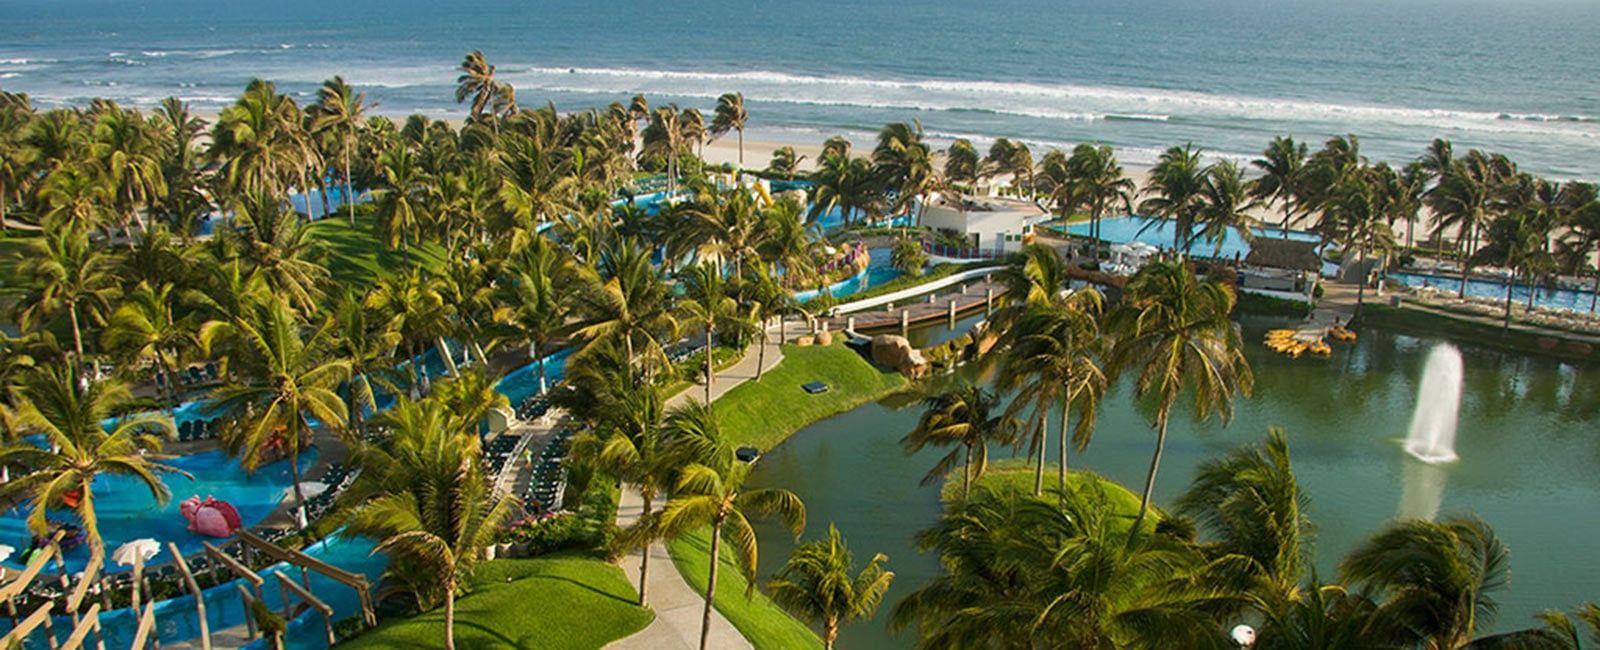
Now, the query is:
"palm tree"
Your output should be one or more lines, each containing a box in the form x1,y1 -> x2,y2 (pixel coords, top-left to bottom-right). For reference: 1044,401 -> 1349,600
1065,143 -> 1136,260
640,105 -> 689,193
678,261 -> 739,404
89,102 -> 166,240
900,382 -> 1018,500
1139,144 -> 1209,253
455,50 -> 514,129
1176,428 -> 1310,604
347,394 -> 515,650
741,260 -> 790,376
496,235 -> 574,395
209,79 -> 306,199
102,282 -> 196,415
1339,515 -> 1510,649
203,298 -> 349,527
0,365 -> 180,565
890,484 -> 1244,648
873,121 -> 938,226
571,238 -> 679,376
367,270 -> 456,386
0,97 -> 37,231
710,92 -> 749,166
223,191 -> 331,312
767,146 -> 805,180
660,420 -> 806,650
1429,150 -> 1516,298
37,164 -> 112,236
1195,160 -> 1259,255
371,146 -> 431,266
328,291 -> 397,442
1107,259 -> 1254,538
767,524 -> 895,650
14,229 -> 119,366
809,152 -> 885,227
311,76 -> 373,225
996,291 -> 1107,497
1318,168 -> 1396,316
943,139 -> 979,188
1473,210 -> 1554,330
1252,136 -> 1310,238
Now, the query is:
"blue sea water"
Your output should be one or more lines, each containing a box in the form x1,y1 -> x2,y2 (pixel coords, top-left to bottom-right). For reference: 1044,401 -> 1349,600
2,0 -> 1596,179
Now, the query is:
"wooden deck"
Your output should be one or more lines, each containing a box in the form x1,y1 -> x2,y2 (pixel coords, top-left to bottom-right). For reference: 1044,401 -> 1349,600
818,281 -> 1008,333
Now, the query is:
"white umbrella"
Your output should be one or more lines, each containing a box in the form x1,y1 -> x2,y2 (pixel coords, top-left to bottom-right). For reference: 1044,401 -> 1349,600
0,544 -> 14,563
112,538 -> 162,566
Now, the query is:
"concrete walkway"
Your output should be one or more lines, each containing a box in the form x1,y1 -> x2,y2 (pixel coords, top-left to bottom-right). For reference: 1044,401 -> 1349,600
606,338 -> 785,650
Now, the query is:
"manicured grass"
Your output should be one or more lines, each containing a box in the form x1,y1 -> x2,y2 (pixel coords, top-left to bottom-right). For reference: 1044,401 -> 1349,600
714,340 -> 908,451
667,528 -> 825,650
309,217 -> 446,287
946,458 -> 1158,538
340,552 -> 652,650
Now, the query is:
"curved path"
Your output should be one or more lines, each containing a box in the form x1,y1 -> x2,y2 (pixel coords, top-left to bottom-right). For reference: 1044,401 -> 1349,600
607,337 -> 786,650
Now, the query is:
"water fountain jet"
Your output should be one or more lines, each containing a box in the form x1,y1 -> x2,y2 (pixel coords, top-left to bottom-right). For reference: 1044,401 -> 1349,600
1405,343 -> 1463,464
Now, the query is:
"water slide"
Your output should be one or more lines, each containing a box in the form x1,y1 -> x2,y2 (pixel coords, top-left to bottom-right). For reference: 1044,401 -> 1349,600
751,179 -> 775,208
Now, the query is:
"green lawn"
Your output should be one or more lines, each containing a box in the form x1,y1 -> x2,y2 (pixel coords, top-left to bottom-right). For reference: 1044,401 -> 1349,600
310,217 -> 446,287
339,553 -> 652,650
667,528 -> 825,650
714,340 -> 908,451
947,458 -> 1158,538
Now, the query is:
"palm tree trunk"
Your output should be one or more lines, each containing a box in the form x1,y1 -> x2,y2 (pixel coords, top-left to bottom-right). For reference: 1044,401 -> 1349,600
68,301 -> 86,369
1503,274 -> 1515,332
444,577 -> 457,650
289,445 -> 308,528
962,445 -> 972,500
1129,416 -> 1169,543
1590,271 -> 1598,315
636,490 -> 653,607
345,134 -> 356,226
438,337 -> 460,378
737,129 -> 744,167
755,331 -> 766,380
0,179 -> 8,231
824,617 -> 838,650
1032,418 -> 1046,497
537,345 -> 549,396
704,327 -> 715,405
699,523 -> 722,650
1058,399 -> 1072,497
1355,245 -> 1368,317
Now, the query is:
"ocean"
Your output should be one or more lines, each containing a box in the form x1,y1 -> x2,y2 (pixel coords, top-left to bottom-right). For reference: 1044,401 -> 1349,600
2,0 -> 1597,178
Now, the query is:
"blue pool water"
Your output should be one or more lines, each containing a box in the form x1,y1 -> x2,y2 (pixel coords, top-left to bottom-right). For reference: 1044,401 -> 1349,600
793,248 -> 904,303
1389,271 -> 1600,314
494,348 -> 575,408
1068,216 -> 1321,261
0,533 -> 384,649
0,449 -> 316,575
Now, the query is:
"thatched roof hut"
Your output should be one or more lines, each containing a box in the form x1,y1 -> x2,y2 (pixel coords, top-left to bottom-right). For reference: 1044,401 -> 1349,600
1245,239 -> 1322,272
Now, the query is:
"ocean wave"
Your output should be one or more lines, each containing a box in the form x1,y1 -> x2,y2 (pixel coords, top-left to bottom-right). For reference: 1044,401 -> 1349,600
1498,112 -> 1595,123
0,73 -> 19,80
511,65 -> 1591,139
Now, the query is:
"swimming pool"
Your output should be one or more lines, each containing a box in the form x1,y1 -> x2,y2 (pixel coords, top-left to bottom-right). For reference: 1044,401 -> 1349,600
1389,271 -> 1600,314
793,248 -> 904,302
494,348 -> 575,408
0,449 -> 316,574
1068,216 -> 1320,261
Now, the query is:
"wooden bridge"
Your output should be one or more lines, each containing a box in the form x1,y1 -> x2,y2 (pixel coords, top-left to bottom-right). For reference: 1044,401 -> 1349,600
816,280 -> 1008,335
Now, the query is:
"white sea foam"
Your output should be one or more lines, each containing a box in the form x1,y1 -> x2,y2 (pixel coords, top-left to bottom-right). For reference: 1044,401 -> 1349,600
0,73 -> 19,79
508,65 -> 1595,140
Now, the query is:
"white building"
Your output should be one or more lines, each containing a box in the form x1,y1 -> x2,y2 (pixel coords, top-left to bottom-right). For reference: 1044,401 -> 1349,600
920,195 -> 1051,255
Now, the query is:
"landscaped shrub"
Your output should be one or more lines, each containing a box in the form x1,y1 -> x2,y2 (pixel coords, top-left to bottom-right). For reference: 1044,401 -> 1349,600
502,512 -> 591,557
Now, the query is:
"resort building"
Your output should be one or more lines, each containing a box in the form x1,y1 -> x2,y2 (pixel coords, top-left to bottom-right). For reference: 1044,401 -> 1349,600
919,195 -> 1050,256
1241,238 -> 1323,300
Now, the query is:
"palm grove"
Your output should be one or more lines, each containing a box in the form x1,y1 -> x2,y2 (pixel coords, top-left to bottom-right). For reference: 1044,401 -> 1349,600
0,48 -> 1595,648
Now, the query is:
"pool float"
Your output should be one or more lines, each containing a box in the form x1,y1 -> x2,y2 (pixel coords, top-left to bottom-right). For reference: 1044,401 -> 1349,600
1330,326 -> 1357,342
1309,340 -> 1332,357
181,495 -> 243,538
